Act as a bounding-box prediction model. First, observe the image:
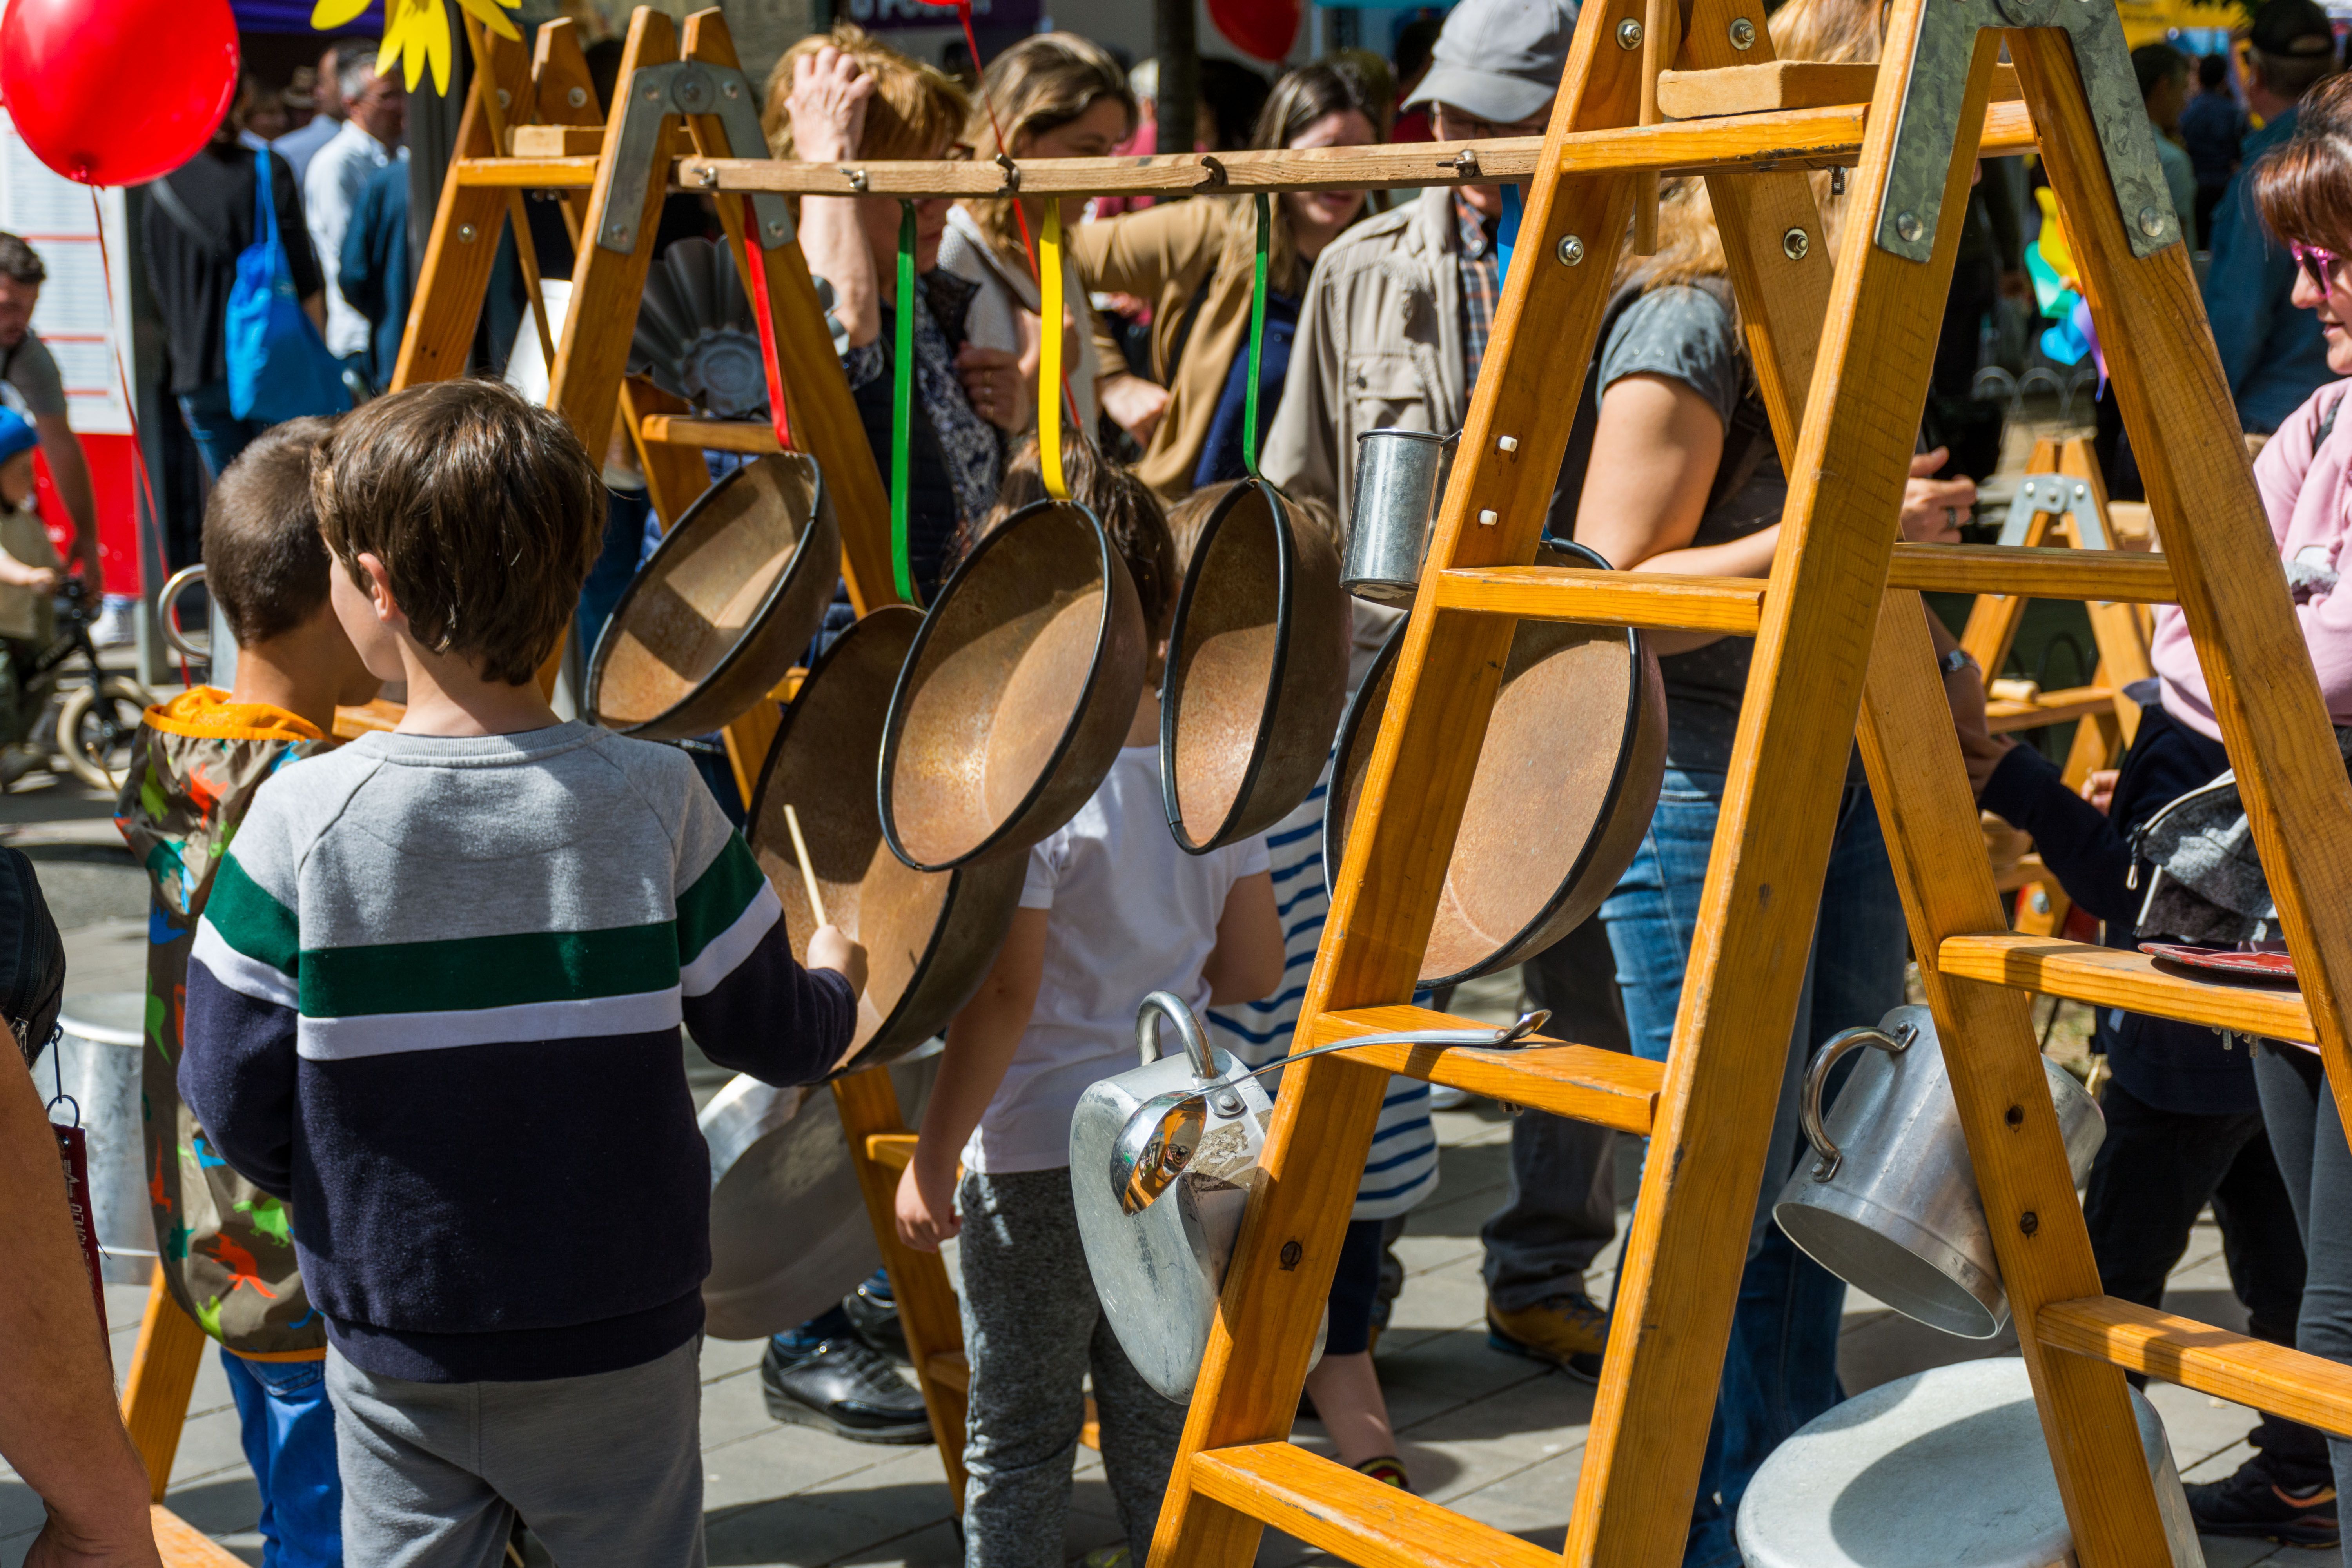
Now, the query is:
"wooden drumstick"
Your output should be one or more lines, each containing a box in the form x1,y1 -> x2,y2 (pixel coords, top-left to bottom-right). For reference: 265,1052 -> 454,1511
783,804 -> 828,928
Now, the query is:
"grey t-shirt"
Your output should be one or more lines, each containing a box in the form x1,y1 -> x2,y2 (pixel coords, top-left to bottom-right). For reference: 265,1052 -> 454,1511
0,333 -> 67,419
1596,284 -> 1787,774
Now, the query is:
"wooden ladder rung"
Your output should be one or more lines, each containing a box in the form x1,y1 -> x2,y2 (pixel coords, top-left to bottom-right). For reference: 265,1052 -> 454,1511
1938,933 -> 2315,1043
510,124 -> 606,157
865,1132 -> 918,1169
1984,685 -> 2121,733
1551,98 -> 2034,178
1656,60 -> 2021,119
154,1504 -> 250,1567
2037,1296 -> 2352,1438
1308,1005 -> 1662,1133
1885,543 -> 2174,603
637,414 -> 781,454
452,155 -> 599,188
1189,1443 -> 1559,1568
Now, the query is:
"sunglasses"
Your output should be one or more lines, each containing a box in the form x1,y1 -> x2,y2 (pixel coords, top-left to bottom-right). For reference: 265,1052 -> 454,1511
2291,241 -> 2352,293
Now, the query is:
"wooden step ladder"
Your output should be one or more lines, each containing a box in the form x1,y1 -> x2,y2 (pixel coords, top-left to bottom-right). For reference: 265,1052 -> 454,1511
1142,0 -> 2352,1562
1962,434 -> 2156,935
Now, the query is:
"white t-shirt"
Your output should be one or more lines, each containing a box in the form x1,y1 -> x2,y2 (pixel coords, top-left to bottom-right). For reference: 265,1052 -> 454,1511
963,743 -> 1270,1176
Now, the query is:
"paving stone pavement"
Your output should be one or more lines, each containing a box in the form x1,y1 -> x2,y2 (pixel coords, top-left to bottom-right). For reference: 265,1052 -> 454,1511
0,775 -> 2328,1566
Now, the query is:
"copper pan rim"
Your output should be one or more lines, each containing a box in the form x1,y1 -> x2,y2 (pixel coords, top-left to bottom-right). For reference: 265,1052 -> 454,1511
1325,538 -> 1662,988
878,497 -> 1129,875
585,452 -> 837,742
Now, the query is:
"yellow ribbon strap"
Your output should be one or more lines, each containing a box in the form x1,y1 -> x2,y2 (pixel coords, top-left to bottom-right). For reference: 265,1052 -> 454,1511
1039,202 -> 1067,501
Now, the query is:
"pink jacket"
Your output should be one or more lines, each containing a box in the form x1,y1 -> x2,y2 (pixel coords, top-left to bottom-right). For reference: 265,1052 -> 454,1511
2151,378 -> 2352,741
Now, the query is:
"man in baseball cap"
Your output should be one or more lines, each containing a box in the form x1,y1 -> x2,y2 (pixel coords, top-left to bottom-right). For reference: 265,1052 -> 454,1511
2203,0 -> 2339,434
1402,0 -> 1582,131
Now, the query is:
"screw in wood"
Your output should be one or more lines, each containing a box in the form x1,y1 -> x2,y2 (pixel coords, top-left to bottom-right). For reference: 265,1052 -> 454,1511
568,86 -> 588,107
2019,1210 -> 2040,1236
2004,1104 -> 2025,1127
2138,206 -> 2167,238
1895,211 -> 1924,243
1279,1240 -> 1304,1270
1498,436 -> 1519,452
1782,227 -> 1809,260
1558,234 -> 1586,266
1730,16 -> 1757,46
1617,17 -> 1644,47
456,223 -> 478,243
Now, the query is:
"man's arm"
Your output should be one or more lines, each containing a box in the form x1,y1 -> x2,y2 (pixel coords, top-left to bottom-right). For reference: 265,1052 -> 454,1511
2201,175 -> 2272,403
0,1027 -> 163,1568
33,416 -> 96,581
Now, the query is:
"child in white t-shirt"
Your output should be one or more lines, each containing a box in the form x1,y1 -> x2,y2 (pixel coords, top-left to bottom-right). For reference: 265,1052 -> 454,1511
896,444 -> 1281,1568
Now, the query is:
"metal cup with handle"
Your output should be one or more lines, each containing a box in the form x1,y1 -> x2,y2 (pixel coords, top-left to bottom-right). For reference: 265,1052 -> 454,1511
1772,1004 -> 2104,1339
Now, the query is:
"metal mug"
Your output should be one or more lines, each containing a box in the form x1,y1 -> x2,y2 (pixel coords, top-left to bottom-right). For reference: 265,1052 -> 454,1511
1773,1004 -> 2104,1339
1343,428 -> 1456,604
1071,992 -> 1278,1401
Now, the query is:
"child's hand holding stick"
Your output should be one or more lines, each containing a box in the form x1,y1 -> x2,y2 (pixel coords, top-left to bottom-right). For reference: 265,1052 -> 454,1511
785,804 -> 869,998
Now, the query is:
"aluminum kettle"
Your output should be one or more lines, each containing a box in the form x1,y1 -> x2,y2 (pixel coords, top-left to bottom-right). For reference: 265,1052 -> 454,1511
1772,1004 -> 2104,1339
1071,993 -> 1280,1401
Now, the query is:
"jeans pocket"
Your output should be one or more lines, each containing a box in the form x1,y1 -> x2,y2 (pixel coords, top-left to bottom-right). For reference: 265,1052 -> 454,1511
253,1358 -> 326,1398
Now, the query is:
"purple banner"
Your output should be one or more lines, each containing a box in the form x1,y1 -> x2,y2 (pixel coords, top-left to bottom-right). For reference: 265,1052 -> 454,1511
838,0 -> 1040,31
234,0 -> 383,34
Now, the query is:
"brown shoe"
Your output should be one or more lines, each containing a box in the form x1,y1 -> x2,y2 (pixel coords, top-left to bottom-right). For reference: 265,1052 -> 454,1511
1486,1292 -> 1609,1383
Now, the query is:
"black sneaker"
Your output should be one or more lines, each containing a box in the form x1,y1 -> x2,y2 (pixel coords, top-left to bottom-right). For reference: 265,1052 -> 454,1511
761,1336 -> 933,1444
2184,1459 -> 2338,1547
844,1276 -> 911,1364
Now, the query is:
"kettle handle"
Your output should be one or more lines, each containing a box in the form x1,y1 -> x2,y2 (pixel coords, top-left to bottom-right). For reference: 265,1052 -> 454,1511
1137,991 -> 1218,1081
1801,1023 -> 1915,1182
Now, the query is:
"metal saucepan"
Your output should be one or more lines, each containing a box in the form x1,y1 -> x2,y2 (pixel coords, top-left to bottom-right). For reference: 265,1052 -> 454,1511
1107,1005 -> 1550,1216
880,499 -> 1146,872
1325,541 -> 1666,986
700,1042 -> 942,1340
1772,1005 -> 2105,1340
1161,479 -> 1350,853
747,607 -> 1022,1079
587,451 -> 842,742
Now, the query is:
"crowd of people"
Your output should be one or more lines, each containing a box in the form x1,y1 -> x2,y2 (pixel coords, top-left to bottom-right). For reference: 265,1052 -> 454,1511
5,1 -> 2352,1566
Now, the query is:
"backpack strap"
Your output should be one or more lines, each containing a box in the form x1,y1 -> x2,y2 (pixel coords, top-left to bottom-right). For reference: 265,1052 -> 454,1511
2314,387 -> 2347,450
147,174 -> 235,265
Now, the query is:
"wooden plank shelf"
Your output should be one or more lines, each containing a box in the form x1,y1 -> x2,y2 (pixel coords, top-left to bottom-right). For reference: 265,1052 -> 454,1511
1658,60 -> 2021,118
636,414 -> 781,454
453,154 -> 599,187
1190,1444 -> 1562,1568
1938,933 -> 2315,1043
2037,1296 -> 2352,1437
1306,1005 -> 1663,1133
1984,684 -> 2120,733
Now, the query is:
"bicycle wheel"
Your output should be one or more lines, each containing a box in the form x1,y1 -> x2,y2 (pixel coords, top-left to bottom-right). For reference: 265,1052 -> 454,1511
58,675 -> 152,791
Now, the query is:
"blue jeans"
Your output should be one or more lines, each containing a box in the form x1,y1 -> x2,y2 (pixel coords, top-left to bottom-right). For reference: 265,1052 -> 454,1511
177,382 -> 269,481
220,1348 -> 343,1568
1601,768 -> 1907,1568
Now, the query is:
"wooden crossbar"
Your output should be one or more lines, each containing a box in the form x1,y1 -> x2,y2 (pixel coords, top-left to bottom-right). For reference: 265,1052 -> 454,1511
2038,1297 -> 2352,1436
1939,933 -> 2316,1042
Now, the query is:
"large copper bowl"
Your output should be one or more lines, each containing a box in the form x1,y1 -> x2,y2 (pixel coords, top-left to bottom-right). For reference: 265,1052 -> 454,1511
586,452 -> 840,742
1161,480 -> 1350,852
749,607 -> 1021,1078
881,500 -> 1147,872
1327,542 -> 1666,987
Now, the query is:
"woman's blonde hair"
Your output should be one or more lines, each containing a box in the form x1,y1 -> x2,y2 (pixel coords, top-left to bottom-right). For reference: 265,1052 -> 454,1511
960,33 -> 1136,267
762,24 -> 969,163
1622,0 -> 1880,289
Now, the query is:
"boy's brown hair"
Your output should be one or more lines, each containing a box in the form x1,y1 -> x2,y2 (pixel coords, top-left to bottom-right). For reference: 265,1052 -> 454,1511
311,380 -> 603,686
204,416 -> 339,646
979,436 -> 1178,632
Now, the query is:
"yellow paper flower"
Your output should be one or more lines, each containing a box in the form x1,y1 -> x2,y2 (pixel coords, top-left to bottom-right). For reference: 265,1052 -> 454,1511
310,0 -> 520,95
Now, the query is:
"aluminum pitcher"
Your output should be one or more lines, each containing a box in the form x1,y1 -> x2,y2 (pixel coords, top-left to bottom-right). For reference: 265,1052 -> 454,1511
1773,1004 -> 2104,1339
1071,993 -> 1279,1402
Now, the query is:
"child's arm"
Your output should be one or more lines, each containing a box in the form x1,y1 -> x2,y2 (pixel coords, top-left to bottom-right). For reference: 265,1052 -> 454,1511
0,546 -> 59,593
181,858 -> 302,1199
1200,869 -> 1282,1005
895,907 -> 1047,1252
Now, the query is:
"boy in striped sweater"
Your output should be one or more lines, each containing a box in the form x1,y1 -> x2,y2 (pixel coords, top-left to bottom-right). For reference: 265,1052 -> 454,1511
180,380 -> 867,1568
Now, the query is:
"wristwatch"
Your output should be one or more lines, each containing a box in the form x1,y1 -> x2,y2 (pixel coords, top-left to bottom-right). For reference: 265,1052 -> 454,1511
1939,647 -> 1976,678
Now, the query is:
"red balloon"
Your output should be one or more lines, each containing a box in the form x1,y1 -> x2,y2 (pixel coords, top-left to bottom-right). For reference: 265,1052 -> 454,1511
0,0 -> 238,186
1207,0 -> 1302,63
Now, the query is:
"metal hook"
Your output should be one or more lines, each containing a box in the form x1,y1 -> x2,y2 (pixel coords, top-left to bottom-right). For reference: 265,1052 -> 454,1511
994,152 -> 1020,194
1198,155 -> 1229,189
1451,147 -> 1481,178
843,167 -> 869,193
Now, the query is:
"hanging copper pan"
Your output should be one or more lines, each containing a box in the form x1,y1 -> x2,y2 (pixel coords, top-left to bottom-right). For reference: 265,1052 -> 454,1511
1160,480 -> 1350,852
881,499 -> 1147,872
1326,541 -> 1666,987
749,607 -> 1022,1078
586,452 -> 841,742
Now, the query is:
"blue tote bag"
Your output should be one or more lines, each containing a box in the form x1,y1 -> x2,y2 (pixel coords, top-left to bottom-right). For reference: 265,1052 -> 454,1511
227,150 -> 351,423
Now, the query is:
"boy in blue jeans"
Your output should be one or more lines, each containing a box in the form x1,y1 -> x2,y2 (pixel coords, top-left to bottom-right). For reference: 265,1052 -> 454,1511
180,379 -> 867,1568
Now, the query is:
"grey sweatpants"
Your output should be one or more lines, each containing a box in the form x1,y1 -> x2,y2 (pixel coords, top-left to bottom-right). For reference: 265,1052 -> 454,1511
326,1339 -> 706,1568
959,1167 -> 1187,1568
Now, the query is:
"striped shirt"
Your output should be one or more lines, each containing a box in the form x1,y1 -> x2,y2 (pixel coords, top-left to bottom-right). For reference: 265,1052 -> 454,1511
180,722 -> 855,1382
1206,751 -> 1438,1220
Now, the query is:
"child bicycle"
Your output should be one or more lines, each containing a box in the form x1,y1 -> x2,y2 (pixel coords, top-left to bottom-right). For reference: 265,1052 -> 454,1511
0,578 -> 154,792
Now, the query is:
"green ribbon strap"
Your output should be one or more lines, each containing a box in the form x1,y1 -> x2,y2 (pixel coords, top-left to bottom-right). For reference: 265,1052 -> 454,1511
890,200 -> 917,605
1242,192 -> 1269,480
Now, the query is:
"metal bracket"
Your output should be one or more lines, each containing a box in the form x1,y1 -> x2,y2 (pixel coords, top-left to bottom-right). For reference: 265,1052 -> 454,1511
599,60 -> 794,256
1875,0 -> 2177,263
2000,470 -> 2112,550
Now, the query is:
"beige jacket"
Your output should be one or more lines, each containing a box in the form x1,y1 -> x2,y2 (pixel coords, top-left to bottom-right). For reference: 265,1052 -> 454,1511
1260,185 -> 1468,535
1069,199 -> 1256,497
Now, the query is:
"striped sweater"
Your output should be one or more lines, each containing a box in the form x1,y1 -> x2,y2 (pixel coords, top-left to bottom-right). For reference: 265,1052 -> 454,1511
180,722 -> 855,1383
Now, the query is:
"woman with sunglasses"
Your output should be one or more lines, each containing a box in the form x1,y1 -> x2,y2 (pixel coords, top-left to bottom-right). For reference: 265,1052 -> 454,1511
1969,73 -> 2352,1551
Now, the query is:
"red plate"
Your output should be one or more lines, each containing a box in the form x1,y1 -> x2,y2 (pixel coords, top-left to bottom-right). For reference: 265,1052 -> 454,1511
2140,942 -> 2299,981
